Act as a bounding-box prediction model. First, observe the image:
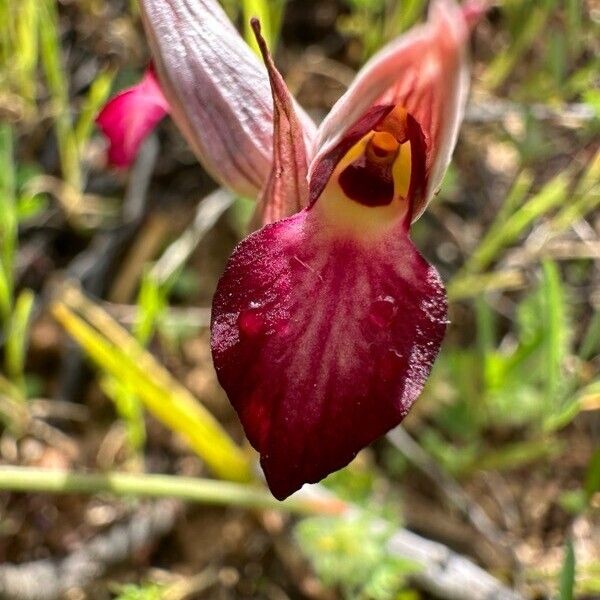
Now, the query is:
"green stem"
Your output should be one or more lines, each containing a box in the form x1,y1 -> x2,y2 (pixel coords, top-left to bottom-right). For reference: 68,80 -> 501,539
0,466 -> 346,516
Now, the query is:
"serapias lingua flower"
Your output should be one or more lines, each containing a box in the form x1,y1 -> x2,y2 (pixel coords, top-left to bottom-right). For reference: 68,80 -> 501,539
98,0 -> 482,500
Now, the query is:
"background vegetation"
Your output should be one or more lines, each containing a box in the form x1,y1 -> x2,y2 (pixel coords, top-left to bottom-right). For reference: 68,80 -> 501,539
0,0 -> 598,598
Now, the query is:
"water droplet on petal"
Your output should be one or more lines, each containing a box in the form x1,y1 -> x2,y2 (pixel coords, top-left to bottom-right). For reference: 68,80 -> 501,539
238,305 -> 264,338
369,295 -> 397,327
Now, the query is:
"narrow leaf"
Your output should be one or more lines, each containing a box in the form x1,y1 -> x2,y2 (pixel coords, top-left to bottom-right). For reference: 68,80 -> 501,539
559,539 -> 575,600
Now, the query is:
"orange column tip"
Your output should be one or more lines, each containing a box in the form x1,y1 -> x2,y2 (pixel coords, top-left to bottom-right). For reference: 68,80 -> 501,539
367,131 -> 400,164
375,105 -> 409,144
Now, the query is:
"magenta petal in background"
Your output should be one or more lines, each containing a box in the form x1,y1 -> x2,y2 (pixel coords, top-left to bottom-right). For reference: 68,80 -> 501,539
211,211 -> 448,499
96,68 -> 169,168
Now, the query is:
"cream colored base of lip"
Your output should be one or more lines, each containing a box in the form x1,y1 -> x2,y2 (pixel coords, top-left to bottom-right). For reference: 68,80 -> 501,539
312,130 -> 413,238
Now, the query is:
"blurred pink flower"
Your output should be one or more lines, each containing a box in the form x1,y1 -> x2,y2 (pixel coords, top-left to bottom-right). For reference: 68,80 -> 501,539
96,66 -> 169,167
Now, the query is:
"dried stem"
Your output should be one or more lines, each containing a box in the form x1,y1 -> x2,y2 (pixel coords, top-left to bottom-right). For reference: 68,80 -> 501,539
0,466 -> 346,516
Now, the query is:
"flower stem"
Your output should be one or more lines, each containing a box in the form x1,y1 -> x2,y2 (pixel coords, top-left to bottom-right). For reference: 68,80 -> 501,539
0,466 -> 347,515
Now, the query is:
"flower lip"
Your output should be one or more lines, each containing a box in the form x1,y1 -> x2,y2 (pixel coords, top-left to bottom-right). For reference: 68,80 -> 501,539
210,208 -> 448,499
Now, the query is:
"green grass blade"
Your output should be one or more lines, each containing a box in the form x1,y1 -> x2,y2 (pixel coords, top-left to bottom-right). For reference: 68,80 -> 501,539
391,0 -> 426,33
447,269 -> 526,302
13,0 -> 39,102
38,0 -> 81,192
492,169 -> 535,232
269,0 -> 287,46
0,124 -> 17,320
559,538 -> 575,600
551,150 -> 600,232
472,437 -> 563,473
99,376 -> 146,452
462,171 -> 570,274
583,447 -> 600,503
565,0 -> 582,58
579,310 -> 600,361
108,272 -> 167,454
241,0 -> 286,53
134,273 -> 168,346
475,296 -> 498,394
482,0 -> 555,90
541,260 -> 567,407
0,0 -> 12,68
75,68 -> 115,152
4,288 -> 35,394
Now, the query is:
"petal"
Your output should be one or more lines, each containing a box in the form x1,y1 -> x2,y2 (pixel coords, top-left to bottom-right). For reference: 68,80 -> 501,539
211,208 -> 447,500
139,0 -> 316,198
96,67 -> 169,168
312,0 -> 471,220
251,19 -> 310,226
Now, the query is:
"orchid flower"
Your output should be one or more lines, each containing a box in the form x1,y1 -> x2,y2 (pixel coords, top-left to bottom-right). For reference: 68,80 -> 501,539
98,0 -> 481,500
